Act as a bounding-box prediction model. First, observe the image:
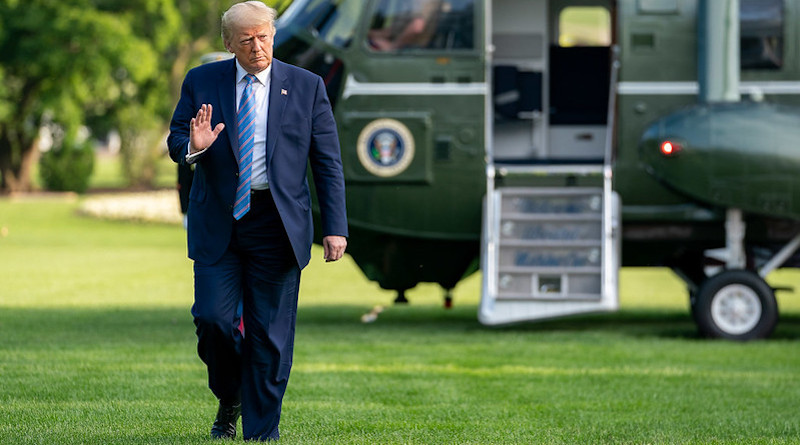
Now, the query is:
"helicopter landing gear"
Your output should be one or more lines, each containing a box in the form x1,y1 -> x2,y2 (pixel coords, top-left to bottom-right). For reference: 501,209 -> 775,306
394,289 -> 409,304
444,288 -> 453,309
690,208 -> 798,340
693,270 -> 777,340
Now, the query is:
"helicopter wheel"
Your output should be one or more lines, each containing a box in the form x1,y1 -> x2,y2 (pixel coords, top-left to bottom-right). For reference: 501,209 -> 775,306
693,270 -> 778,340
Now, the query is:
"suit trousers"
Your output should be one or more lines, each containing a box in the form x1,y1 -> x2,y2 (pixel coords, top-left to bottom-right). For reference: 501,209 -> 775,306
192,189 -> 300,441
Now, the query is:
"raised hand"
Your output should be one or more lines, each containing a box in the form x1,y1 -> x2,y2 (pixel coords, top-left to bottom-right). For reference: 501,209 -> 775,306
190,104 -> 225,153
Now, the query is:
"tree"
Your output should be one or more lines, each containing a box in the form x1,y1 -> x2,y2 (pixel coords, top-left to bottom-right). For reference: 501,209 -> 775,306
0,0 -> 158,193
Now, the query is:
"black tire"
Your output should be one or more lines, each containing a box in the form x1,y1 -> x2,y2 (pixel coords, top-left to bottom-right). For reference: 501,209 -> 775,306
694,270 -> 778,340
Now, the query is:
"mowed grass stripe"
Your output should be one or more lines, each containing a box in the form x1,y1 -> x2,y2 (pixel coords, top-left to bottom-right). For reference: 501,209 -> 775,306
293,362 -> 797,380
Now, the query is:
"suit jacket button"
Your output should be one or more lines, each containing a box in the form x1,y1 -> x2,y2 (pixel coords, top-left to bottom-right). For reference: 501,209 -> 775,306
235,172 -> 239,177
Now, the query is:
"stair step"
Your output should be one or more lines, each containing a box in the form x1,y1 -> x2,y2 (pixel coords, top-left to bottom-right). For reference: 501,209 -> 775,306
500,239 -> 602,247
495,293 -> 603,302
501,212 -> 602,220
498,266 -> 602,274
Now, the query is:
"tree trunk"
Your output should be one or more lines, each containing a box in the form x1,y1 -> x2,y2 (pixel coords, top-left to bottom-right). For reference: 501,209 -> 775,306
0,83 -> 41,194
0,133 -> 38,194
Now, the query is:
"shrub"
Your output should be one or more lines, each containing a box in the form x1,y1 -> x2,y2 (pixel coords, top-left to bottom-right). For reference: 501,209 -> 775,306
39,139 -> 95,193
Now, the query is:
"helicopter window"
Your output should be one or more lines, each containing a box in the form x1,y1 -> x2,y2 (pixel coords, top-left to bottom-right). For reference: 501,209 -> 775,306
740,0 -> 783,70
557,7 -> 611,47
292,0 -> 361,48
367,0 -> 474,51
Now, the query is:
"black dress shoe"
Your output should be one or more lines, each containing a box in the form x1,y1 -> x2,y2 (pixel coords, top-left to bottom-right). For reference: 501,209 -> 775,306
210,401 -> 241,439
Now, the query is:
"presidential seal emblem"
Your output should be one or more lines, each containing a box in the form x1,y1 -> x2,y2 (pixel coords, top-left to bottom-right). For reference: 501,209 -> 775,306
357,119 -> 415,177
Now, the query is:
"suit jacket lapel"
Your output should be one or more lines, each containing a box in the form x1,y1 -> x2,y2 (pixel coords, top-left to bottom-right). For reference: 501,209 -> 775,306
218,59 -> 238,158
266,59 -> 288,171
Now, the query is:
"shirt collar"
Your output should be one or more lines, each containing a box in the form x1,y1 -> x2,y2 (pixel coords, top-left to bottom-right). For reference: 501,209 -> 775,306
234,59 -> 272,86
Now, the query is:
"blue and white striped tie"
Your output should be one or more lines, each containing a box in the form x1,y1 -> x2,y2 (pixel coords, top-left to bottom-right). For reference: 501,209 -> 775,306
233,74 -> 256,220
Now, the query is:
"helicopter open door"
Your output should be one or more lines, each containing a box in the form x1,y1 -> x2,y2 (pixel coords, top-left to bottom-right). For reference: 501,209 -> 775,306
480,0 -> 620,325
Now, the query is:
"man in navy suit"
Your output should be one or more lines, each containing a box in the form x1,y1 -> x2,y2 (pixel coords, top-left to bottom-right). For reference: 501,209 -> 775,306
167,1 -> 347,441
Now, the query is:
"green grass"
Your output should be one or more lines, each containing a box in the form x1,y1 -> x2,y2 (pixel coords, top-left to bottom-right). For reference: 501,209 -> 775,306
1,197 -> 799,444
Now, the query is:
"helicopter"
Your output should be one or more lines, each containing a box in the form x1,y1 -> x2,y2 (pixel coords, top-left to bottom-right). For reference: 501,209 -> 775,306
267,0 -> 800,340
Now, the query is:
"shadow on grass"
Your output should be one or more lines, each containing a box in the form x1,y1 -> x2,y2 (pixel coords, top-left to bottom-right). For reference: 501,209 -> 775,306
0,306 -> 195,350
298,303 -> 800,341
296,305 -> 701,339
2,305 -> 798,347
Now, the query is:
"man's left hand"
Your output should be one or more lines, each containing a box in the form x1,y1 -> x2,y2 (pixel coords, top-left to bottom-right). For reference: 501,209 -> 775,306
323,236 -> 347,262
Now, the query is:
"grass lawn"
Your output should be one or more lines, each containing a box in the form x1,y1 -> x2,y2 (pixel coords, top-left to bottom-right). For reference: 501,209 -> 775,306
1,197 -> 799,444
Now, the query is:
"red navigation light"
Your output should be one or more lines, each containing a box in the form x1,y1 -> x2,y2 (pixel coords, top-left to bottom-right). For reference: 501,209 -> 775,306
660,140 -> 681,156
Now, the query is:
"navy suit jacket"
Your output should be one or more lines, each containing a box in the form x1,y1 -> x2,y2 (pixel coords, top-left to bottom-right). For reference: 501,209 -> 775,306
167,58 -> 348,269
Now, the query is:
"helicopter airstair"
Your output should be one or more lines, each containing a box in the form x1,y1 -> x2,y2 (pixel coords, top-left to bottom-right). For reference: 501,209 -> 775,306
479,44 -> 621,325
479,165 -> 620,325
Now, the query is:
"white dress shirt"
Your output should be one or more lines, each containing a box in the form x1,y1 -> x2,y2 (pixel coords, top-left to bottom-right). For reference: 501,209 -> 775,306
186,59 -> 271,189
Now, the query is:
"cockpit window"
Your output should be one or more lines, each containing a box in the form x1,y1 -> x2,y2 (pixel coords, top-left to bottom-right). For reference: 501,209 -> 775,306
740,0 -> 783,70
367,0 -> 474,52
283,0 -> 362,49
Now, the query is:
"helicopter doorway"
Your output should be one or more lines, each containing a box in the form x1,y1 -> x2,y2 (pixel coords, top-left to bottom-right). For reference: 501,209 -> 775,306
490,0 -> 614,163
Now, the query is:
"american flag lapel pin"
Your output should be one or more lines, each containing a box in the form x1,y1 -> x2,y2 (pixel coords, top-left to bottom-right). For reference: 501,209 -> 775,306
281,88 -> 288,96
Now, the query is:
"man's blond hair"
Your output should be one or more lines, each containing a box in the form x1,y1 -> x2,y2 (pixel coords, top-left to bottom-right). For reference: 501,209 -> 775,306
221,1 -> 276,44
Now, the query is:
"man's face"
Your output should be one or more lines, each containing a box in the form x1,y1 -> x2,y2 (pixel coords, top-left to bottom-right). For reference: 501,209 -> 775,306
226,24 -> 275,74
